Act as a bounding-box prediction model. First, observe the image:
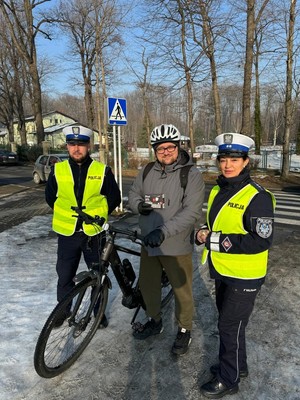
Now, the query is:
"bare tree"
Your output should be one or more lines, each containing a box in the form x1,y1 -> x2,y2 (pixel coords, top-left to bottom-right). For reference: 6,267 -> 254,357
0,20 -> 29,145
0,48 -> 15,143
241,0 -> 270,136
187,0 -> 230,136
55,0 -> 97,131
133,48 -> 153,154
282,0 -> 297,178
92,0 -> 124,159
0,0 -> 50,144
140,0 -> 204,153
54,0 -> 124,152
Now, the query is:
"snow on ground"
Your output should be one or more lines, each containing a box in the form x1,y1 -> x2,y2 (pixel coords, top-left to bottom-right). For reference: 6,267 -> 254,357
0,214 -> 300,400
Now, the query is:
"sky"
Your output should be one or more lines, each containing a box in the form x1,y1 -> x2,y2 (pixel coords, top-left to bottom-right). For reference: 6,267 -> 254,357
35,0 -> 142,97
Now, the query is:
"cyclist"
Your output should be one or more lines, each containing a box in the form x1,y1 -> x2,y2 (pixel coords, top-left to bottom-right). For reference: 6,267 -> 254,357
45,125 -> 121,327
128,124 -> 205,355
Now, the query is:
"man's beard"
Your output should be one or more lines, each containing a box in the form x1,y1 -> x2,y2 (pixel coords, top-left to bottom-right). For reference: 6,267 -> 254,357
70,153 -> 88,164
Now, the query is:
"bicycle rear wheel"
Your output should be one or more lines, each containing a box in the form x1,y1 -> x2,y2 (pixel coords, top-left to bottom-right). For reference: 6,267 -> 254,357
161,270 -> 173,308
34,277 -> 108,378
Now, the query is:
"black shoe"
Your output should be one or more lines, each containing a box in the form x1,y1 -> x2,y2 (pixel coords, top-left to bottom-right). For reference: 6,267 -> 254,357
210,363 -> 248,378
200,377 -> 238,399
171,327 -> 191,355
53,310 -> 71,328
98,314 -> 108,329
132,318 -> 163,340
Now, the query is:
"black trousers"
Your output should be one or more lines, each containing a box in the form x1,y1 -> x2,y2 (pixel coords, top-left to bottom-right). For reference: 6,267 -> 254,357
56,232 -> 105,302
215,279 -> 259,388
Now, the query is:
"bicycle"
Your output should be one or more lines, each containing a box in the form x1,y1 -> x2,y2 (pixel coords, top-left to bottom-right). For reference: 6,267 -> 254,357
34,208 -> 173,378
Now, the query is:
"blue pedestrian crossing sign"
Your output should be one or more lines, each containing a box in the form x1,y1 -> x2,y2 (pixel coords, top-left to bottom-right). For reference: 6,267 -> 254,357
108,97 -> 127,125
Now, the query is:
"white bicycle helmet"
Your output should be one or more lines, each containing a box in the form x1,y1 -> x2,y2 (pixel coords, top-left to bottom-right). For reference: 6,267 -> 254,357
150,124 -> 181,146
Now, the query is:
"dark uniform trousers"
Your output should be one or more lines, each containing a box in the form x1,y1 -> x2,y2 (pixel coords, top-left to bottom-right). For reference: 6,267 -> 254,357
56,231 -> 105,302
215,279 -> 260,388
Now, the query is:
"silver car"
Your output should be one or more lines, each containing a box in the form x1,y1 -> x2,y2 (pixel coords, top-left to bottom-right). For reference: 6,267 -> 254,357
33,154 -> 69,184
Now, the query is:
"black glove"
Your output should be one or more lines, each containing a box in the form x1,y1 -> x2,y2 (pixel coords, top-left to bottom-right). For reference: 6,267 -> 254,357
144,229 -> 165,248
138,202 -> 153,215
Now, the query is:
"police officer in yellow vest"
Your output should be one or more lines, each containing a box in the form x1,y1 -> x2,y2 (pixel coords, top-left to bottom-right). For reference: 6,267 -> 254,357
196,133 -> 275,399
46,125 -> 121,327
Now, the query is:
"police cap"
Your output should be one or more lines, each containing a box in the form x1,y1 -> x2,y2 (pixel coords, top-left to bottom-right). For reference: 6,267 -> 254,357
215,133 -> 254,157
63,125 -> 92,143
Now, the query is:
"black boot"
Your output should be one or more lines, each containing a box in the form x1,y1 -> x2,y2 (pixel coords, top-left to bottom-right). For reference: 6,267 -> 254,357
200,377 -> 238,399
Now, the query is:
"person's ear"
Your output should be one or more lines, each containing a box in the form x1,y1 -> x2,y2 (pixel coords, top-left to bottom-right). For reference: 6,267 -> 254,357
244,159 -> 249,168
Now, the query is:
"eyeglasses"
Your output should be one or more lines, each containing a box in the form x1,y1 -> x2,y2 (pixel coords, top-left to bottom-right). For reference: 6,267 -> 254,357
155,145 -> 177,154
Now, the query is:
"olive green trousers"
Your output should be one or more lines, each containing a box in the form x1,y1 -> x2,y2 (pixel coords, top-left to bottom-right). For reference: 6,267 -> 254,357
139,247 -> 194,331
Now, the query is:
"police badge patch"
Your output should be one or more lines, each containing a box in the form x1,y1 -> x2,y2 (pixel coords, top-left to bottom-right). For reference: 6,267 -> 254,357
256,218 -> 273,238
221,236 -> 232,252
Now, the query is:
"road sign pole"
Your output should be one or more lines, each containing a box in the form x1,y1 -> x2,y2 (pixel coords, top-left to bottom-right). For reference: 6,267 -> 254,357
108,97 -> 127,213
113,125 -> 118,184
118,126 -> 123,212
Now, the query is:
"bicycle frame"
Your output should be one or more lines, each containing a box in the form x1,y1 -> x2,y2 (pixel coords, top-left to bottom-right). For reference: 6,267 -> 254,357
71,206 -> 144,311
102,233 -> 141,298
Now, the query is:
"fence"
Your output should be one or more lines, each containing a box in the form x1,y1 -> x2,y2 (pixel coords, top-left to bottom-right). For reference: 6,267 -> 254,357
194,149 -> 300,173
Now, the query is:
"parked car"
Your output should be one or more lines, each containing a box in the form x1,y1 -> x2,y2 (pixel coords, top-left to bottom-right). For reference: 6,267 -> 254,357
33,154 -> 69,184
0,149 -> 19,165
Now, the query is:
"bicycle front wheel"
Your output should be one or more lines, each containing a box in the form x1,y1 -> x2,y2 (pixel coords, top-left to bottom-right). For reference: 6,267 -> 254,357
34,277 -> 108,378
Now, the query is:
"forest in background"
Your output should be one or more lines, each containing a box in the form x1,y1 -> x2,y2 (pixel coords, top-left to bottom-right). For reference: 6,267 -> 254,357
0,0 -> 300,177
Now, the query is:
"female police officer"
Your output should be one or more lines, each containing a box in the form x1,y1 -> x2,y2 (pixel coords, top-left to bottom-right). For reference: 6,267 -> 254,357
196,133 -> 275,398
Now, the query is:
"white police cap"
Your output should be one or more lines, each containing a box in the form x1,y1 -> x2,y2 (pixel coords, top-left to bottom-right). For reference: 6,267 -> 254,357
215,133 -> 254,157
63,125 -> 92,142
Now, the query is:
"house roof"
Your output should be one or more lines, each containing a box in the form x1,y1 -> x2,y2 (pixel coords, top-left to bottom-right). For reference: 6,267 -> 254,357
23,110 -> 77,122
44,122 -> 99,135
44,123 -> 75,134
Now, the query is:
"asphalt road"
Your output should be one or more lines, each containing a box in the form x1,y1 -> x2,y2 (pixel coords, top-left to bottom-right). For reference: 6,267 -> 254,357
0,164 -> 136,232
1,164 -> 300,236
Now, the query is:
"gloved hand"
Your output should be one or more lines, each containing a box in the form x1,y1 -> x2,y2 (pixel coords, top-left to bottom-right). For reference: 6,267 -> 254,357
138,202 -> 153,215
144,229 -> 165,248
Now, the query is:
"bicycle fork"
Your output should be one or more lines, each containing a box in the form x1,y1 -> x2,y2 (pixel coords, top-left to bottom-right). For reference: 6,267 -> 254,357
71,266 -> 111,333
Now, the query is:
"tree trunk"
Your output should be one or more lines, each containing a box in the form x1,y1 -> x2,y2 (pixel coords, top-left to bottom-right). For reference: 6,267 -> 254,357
199,2 -> 222,135
254,49 -> 262,154
281,0 -> 296,179
241,0 -> 255,136
177,2 -> 195,153
30,63 -> 45,145
0,1 -> 45,145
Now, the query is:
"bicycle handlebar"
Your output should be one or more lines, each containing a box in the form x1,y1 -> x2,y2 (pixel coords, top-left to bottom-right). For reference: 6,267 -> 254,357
71,206 -> 105,226
71,206 -> 144,243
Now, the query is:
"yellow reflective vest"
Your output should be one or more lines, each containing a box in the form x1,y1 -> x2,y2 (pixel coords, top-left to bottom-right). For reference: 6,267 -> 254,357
202,184 -> 275,279
52,160 -> 108,236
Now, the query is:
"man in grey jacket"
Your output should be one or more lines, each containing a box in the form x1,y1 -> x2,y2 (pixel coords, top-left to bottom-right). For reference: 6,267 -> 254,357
128,124 -> 205,355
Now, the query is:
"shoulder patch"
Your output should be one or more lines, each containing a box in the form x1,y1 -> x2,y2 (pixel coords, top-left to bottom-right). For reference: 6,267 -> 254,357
256,218 -> 273,238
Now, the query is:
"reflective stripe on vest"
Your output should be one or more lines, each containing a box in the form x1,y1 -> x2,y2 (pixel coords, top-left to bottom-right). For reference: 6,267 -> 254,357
53,160 -> 108,236
201,184 -> 275,279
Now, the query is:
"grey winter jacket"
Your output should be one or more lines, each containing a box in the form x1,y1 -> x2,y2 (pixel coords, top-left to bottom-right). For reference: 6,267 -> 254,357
128,150 -> 205,256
